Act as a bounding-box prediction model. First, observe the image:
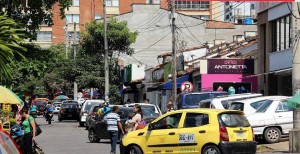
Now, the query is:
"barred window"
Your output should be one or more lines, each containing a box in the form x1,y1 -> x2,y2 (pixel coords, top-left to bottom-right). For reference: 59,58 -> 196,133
175,1 -> 209,10
271,15 -> 291,52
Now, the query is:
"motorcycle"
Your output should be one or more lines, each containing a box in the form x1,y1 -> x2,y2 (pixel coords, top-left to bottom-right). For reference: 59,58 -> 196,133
45,111 -> 53,124
30,111 -> 37,118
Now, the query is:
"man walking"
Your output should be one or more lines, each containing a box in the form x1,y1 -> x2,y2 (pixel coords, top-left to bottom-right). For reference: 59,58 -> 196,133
104,106 -> 125,154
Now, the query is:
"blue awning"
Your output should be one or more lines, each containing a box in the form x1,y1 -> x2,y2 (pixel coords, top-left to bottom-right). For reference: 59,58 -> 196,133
157,74 -> 191,90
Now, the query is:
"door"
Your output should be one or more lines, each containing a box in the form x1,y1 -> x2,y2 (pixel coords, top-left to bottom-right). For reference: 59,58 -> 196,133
145,113 -> 183,154
95,116 -> 110,139
274,101 -> 294,133
178,113 -> 210,153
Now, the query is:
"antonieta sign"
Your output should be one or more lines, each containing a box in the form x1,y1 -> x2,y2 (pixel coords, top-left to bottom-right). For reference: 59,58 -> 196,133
207,59 -> 254,74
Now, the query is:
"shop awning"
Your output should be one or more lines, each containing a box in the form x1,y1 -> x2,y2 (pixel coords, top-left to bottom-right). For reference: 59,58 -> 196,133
157,74 -> 191,90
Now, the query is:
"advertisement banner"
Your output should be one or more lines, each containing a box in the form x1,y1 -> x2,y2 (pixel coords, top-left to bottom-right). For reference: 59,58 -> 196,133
207,59 -> 254,74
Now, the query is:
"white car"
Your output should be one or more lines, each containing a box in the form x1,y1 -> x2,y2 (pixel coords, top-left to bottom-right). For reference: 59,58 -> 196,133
246,97 -> 293,143
79,99 -> 104,127
77,98 -> 85,107
229,96 -> 288,115
53,101 -> 62,114
124,103 -> 162,116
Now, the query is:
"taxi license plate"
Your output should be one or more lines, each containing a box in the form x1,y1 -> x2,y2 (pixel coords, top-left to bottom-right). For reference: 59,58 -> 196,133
179,134 -> 195,143
237,132 -> 244,138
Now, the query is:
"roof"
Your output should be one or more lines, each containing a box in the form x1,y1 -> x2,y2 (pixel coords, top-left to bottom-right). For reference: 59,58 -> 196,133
232,96 -> 291,103
157,45 -> 207,58
164,108 -> 243,114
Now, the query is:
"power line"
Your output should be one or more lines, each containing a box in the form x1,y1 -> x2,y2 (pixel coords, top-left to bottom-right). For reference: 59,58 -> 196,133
287,2 -> 300,19
178,14 -> 204,45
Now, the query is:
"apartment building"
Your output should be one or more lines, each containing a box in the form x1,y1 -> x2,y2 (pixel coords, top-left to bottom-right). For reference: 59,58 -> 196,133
257,2 -> 292,96
224,2 -> 257,24
33,0 -> 225,48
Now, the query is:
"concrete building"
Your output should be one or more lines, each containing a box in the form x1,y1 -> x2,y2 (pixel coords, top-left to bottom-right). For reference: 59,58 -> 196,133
257,2 -> 292,96
116,4 -> 257,67
224,2 -> 257,24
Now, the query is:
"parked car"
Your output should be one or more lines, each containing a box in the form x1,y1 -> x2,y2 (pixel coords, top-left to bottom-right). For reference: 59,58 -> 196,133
86,105 -> 101,130
77,98 -> 85,107
53,101 -> 62,114
229,96 -> 288,115
0,129 -> 21,154
79,100 -> 104,127
246,97 -> 293,143
120,109 -> 256,154
88,106 -> 132,143
199,93 -> 262,109
176,91 -> 229,109
33,100 -> 48,116
62,100 -> 78,105
124,103 -> 162,116
58,103 -> 80,121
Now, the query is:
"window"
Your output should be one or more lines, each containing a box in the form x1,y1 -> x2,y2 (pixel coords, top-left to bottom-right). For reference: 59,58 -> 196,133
175,1 -> 209,10
36,31 -> 52,42
66,14 -> 80,24
72,0 -> 79,6
185,94 -> 211,106
219,113 -> 250,127
66,32 -> 80,42
250,100 -> 266,110
153,113 -> 182,129
276,101 -> 294,112
271,15 -> 291,52
256,100 -> 273,113
184,113 -> 209,128
106,0 -> 119,6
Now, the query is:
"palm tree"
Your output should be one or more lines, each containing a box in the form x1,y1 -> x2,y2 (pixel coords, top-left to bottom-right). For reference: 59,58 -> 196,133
0,15 -> 26,81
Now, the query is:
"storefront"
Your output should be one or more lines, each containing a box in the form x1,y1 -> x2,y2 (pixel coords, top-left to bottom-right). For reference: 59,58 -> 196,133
200,59 -> 258,93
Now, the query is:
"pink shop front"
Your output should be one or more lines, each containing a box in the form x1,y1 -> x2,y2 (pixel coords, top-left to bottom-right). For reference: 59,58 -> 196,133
199,59 -> 258,93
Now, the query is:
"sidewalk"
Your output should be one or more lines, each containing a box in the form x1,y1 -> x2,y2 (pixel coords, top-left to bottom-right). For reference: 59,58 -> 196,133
257,141 -> 290,153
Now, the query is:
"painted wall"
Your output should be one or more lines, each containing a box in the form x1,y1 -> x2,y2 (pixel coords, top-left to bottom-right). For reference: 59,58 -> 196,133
201,74 -> 258,92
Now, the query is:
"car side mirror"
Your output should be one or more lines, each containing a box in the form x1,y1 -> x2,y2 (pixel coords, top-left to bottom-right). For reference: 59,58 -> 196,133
148,123 -> 154,130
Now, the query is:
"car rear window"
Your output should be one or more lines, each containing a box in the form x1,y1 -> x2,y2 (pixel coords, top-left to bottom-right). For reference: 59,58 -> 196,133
229,103 -> 244,111
185,94 -> 211,106
256,100 -> 273,113
219,113 -> 250,127
84,101 -> 101,111
199,101 -> 212,108
34,101 -> 47,106
61,103 -> 78,109
141,106 -> 156,113
92,106 -> 100,112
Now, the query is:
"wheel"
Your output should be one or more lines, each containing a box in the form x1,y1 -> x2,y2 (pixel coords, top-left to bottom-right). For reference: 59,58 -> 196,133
58,118 -> 62,121
128,145 -> 143,154
79,122 -> 84,127
85,125 -> 89,130
48,120 -> 51,124
88,129 -> 100,143
202,145 -> 221,154
264,127 -> 281,143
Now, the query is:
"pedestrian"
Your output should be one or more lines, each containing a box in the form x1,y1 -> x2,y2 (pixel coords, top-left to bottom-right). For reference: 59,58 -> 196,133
103,106 -> 125,154
125,98 -> 131,104
20,108 -> 36,154
127,104 -> 145,131
166,100 -> 174,113
144,98 -> 150,104
97,102 -> 111,117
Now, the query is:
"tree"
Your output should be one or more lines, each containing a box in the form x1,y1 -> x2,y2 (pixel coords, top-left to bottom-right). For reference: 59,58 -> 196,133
81,18 -> 138,57
0,0 -> 71,39
0,15 -> 26,81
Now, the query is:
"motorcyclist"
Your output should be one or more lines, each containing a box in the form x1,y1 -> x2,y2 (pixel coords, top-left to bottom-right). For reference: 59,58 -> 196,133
97,102 -> 111,117
30,104 -> 37,118
45,104 -> 55,124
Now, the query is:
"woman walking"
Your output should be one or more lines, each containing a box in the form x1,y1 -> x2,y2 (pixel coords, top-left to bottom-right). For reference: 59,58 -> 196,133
20,108 -> 36,154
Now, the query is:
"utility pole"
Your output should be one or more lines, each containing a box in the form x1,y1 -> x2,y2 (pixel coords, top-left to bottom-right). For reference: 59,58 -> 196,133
171,0 -> 177,110
65,23 -> 68,59
104,1 -> 109,103
290,2 -> 300,153
73,22 -> 78,101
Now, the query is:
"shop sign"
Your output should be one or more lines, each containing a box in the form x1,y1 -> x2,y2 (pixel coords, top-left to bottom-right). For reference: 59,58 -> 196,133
207,59 -> 254,74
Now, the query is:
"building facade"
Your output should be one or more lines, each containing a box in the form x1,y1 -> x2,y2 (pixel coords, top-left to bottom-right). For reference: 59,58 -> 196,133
257,2 -> 292,96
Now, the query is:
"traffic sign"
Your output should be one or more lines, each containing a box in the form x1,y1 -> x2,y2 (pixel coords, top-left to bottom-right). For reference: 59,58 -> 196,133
180,81 -> 194,93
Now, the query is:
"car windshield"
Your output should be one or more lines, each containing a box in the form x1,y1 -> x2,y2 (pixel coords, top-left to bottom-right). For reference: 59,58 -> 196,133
34,101 -> 47,106
64,101 -> 78,104
61,103 -> 78,109
185,94 -> 211,106
256,100 -> 273,113
141,106 -> 156,113
143,108 -> 159,118
84,101 -> 101,111
229,103 -> 244,111
219,113 -> 250,127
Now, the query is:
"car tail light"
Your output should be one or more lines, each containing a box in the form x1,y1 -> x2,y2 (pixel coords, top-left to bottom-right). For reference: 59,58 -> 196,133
81,112 -> 84,116
219,126 -> 229,141
60,109 -> 64,114
91,112 -> 95,118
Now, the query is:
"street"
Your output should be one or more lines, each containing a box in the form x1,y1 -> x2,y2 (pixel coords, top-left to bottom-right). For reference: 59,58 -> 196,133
35,115 -> 118,154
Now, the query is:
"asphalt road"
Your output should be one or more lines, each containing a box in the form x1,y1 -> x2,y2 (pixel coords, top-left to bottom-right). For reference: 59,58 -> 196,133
35,114 -> 119,154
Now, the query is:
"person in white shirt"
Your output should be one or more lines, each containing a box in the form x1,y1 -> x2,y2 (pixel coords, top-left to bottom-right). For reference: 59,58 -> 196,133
103,106 -> 125,154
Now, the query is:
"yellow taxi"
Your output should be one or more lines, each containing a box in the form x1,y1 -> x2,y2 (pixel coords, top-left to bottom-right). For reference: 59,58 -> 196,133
120,109 -> 256,154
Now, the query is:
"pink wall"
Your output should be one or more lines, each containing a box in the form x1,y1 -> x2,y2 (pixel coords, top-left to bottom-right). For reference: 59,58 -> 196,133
201,74 -> 258,92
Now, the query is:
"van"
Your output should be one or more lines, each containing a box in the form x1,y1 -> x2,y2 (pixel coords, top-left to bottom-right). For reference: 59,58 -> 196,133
199,93 -> 262,109
176,91 -> 228,109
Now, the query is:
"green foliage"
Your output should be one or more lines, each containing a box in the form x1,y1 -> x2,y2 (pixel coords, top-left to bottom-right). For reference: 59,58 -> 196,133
0,15 -> 26,81
10,118 -> 16,126
0,0 -> 71,40
81,18 -> 138,56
